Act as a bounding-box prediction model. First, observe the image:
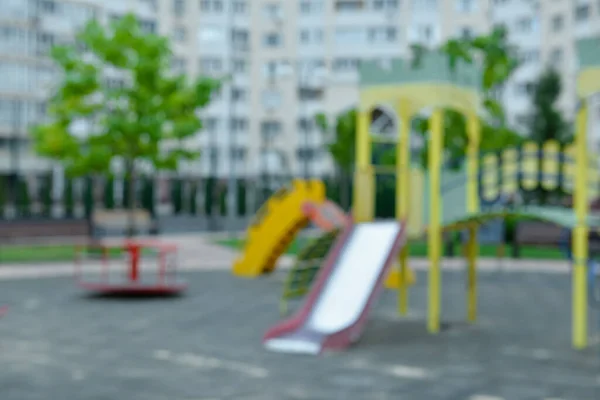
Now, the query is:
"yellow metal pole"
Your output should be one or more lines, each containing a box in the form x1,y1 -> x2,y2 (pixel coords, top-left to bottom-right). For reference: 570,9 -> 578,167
466,113 -> 481,322
396,101 -> 413,315
428,108 -> 443,334
353,108 -> 374,222
572,102 -> 589,349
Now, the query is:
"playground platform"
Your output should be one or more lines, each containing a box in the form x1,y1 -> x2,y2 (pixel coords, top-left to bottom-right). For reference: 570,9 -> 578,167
0,266 -> 599,399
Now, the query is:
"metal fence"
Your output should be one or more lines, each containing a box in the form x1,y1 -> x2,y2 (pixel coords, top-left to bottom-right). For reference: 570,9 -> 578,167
0,172 -> 359,237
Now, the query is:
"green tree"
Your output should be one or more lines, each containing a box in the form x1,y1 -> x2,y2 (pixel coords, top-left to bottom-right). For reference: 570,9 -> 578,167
315,108 -> 356,209
32,14 -> 220,235
527,68 -> 571,205
411,26 -> 523,168
527,68 -> 572,144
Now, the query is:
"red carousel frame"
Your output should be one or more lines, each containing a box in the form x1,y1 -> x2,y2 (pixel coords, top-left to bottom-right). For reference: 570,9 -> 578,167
74,239 -> 187,295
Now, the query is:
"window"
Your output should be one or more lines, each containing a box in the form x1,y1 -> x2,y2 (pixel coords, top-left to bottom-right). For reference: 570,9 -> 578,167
300,0 -> 324,14
551,15 -> 564,32
231,88 -> 247,102
139,19 -> 157,34
335,28 -> 365,44
412,0 -> 437,10
575,4 -> 590,22
299,28 -> 324,45
199,58 -> 223,73
263,32 -> 282,47
261,121 -> 282,139
173,0 -> 185,15
173,27 -> 187,41
198,26 -> 223,42
263,3 -> 282,19
263,61 -> 277,77
38,0 -> 56,13
520,49 -> 539,64
298,88 -> 323,101
296,147 -> 317,161
416,24 -> 433,41
230,117 -> 248,131
516,17 -> 532,32
233,0 -> 247,14
172,57 -> 187,71
514,82 -> 534,96
368,27 -> 397,42
262,90 -> 282,109
199,0 -> 223,12
332,58 -> 360,72
233,59 -> 247,73
204,118 -> 219,130
297,118 -> 315,131
456,0 -> 475,12
550,47 -> 563,65
140,0 -> 158,11
232,29 -> 249,50
336,0 -> 364,11
459,27 -> 473,39
230,147 -> 246,160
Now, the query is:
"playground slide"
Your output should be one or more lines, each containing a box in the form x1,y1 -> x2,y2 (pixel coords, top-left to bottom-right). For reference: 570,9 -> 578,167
263,220 -> 407,354
232,180 -> 326,277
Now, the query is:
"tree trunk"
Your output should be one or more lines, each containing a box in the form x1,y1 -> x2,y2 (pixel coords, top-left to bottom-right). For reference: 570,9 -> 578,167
125,159 -> 137,238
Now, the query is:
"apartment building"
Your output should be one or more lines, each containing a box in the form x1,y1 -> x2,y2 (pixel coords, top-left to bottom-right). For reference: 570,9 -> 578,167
1,0 -> 599,178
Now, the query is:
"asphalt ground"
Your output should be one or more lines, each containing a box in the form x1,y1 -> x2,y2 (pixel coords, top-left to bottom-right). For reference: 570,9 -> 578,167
1,269 -> 599,400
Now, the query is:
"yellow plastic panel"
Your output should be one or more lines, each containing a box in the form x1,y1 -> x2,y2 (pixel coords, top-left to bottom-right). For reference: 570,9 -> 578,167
521,142 -> 539,190
501,148 -> 518,195
542,140 -> 560,190
232,180 -> 326,277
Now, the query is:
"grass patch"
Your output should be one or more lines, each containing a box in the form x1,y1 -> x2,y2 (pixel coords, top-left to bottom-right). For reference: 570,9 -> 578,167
216,237 -> 566,260
0,245 -> 130,264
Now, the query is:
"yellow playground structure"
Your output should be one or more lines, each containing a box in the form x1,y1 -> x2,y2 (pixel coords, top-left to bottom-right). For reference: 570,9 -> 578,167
353,38 -> 600,349
232,179 -> 415,288
232,180 -> 326,277
233,37 -> 599,350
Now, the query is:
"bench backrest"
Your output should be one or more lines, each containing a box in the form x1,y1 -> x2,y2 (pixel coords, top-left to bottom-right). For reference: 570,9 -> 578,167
91,209 -> 154,236
0,219 -> 91,244
514,220 -> 564,246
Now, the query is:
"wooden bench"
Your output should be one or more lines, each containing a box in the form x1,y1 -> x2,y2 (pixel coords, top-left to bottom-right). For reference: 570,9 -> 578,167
0,219 -> 91,245
91,208 -> 157,238
513,220 -> 600,258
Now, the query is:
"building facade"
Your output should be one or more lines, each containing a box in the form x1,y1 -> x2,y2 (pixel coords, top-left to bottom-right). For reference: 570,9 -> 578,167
1,0 -> 599,178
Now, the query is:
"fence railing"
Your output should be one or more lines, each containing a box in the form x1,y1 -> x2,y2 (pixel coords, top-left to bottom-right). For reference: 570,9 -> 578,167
0,173 -> 354,223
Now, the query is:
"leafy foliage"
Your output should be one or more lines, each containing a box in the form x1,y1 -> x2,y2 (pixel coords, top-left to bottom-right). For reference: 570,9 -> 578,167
411,26 -> 523,168
527,68 -> 572,144
32,13 -> 221,177
314,109 -> 357,172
